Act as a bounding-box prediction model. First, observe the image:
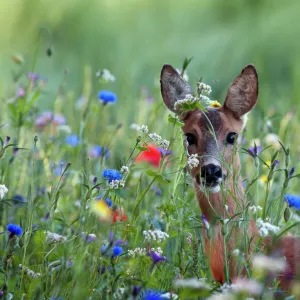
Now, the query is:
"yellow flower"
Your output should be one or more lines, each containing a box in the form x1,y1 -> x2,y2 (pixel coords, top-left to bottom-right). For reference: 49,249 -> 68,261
210,100 -> 222,108
260,175 -> 268,183
265,160 -> 271,168
91,200 -> 112,221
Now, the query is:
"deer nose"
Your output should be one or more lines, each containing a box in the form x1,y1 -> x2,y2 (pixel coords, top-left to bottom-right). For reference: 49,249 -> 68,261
201,164 -> 222,184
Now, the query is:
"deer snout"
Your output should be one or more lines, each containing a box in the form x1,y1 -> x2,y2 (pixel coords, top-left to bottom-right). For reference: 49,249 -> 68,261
201,164 -> 223,185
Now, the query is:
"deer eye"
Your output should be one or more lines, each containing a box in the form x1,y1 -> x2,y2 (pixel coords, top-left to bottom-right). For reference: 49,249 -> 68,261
226,132 -> 238,145
185,133 -> 197,146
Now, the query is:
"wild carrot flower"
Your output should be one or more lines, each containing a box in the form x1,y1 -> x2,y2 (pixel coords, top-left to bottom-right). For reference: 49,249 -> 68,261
148,133 -> 162,142
256,218 -> 280,237
197,82 -> 212,95
187,154 -> 199,168
284,194 -> 300,210
120,166 -> 129,174
7,224 -> 23,237
45,231 -> 67,245
140,125 -> 149,133
103,169 -> 123,182
143,229 -> 169,242
96,69 -> 116,82
65,135 -> 80,147
252,254 -> 286,273
0,184 -> 8,199
98,90 -> 117,104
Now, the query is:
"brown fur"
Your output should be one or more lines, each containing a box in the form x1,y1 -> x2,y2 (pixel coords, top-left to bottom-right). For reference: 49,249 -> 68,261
160,64 -> 300,292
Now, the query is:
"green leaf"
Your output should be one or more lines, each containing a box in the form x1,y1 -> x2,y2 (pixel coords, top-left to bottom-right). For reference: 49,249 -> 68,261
136,146 -> 148,151
24,89 -> 41,113
146,169 -> 159,177
168,114 -> 184,127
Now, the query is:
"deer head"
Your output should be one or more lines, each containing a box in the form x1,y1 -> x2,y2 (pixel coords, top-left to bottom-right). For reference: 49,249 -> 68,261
161,64 -> 258,194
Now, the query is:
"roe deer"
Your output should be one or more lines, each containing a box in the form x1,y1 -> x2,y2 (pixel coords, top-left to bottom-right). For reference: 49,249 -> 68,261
160,64 -> 300,291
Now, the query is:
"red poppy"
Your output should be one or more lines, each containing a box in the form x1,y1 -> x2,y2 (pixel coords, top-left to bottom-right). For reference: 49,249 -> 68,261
136,144 -> 161,167
112,208 -> 128,223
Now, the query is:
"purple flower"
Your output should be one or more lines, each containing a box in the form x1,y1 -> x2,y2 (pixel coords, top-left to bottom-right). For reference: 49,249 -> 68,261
28,72 -> 40,82
273,160 -> 280,168
157,147 -> 172,157
16,87 -> 25,98
35,111 -> 53,127
4,136 -> 10,146
132,286 -> 142,297
7,224 -> 23,237
284,194 -> 300,210
98,90 -> 117,104
81,233 -> 96,243
53,114 -> 66,125
289,167 -> 295,178
65,135 -> 80,147
102,169 -> 122,183
88,145 -> 110,159
147,251 -> 167,264
247,145 -> 262,157
201,214 -> 210,229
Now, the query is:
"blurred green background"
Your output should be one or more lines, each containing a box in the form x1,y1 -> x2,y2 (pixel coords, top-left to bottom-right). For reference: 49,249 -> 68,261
1,0 -> 300,146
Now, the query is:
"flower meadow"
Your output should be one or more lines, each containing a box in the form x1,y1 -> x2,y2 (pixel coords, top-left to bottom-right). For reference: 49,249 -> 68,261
0,57 -> 300,300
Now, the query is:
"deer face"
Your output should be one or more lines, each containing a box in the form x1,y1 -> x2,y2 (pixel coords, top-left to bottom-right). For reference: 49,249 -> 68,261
161,64 -> 258,191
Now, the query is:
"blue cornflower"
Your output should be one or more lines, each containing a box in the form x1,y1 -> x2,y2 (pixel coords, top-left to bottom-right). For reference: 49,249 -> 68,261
112,245 -> 123,258
284,194 -> 300,210
7,224 -> 23,237
143,290 -> 163,300
103,169 -> 122,183
105,198 -> 113,207
65,135 -> 80,147
12,194 -> 27,204
100,244 -> 108,254
98,90 -> 117,104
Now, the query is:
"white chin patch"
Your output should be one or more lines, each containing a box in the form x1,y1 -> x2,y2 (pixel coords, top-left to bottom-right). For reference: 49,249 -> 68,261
208,185 -> 220,193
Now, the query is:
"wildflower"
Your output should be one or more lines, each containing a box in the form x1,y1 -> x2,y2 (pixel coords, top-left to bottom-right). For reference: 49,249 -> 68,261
65,135 -> 80,147
160,292 -> 178,299
249,205 -> 263,214
157,148 -> 172,157
91,200 -> 112,221
136,144 -> 161,168
109,179 -> 125,189
128,247 -> 163,258
159,139 -> 170,150
273,160 -> 280,168
113,245 -> 123,258
148,133 -> 162,142
264,133 -> 281,149
12,194 -> 27,204
103,169 -> 123,182
45,231 -> 67,245
16,87 -> 25,98
147,251 -> 167,264
130,123 -> 141,131
143,289 -> 164,300
105,198 -> 113,208
80,233 -> 96,243
173,278 -> 211,290
112,208 -> 128,223
247,145 -> 262,157
28,72 -> 40,82
201,214 -> 210,229
232,278 -> 263,296
197,82 -> 212,95
132,286 -> 142,298
187,232 -> 192,245
140,125 -> 149,134
252,254 -> 286,273
210,100 -> 222,108
0,184 -> 8,199
7,224 -> 23,237
56,125 -> 71,133
120,166 -> 129,174
143,229 -> 169,242
88,145 -> 110,159
232,249 -> 240,256
19,264 -> 41,278
289,167 -> 295,178
256,218 -> 280,237
199,95 -> 211,102
284,194 -> 300,210
96,69 -> 116,82
174,94 -> 198,111
98,90 -> 117,104
187,154 -> 199,169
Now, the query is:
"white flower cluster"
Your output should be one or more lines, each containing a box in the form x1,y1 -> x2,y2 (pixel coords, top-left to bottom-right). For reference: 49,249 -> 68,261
120,166 -> 129,174
256,218 -> 280,237
128,247 -> 163,258
249,205 -> 262,214
143,229 -> 169,243
173,278 -> 210,290
148,133 -> 162,142
176,68 -> 189,82
140,125 -> 148,133
45,231 -> 67,245
187,154 -> 199,169
109,179 -> 125,189
96,68 -> 116,82
113,287 -> 125,300
199,94 -> 211,102
0,184 -> 8,199
160,139 -> 170,149
252,254 -> 286,273
160,292 -> 179,300
19,264 -> 41,279
130,123 -> 141,131
231,249 -> 240,257
174,94 -> 198,111
198,82 -> 212,95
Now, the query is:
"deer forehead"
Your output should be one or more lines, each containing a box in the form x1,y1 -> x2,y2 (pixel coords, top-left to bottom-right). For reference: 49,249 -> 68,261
182,108 -> 244,138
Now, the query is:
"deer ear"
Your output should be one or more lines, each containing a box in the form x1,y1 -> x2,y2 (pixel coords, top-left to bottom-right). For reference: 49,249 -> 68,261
160,64 -> 193,114
224,64 -> 258,118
